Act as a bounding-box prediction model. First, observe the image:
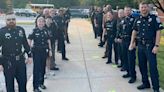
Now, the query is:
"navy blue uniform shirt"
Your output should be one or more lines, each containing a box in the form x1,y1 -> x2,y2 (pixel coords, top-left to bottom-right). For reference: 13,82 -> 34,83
133,13 -> 163,40
28,27 -> 50,48
121,15 -> 135,37
0,26 -> 31,57
104,19 -> 117,38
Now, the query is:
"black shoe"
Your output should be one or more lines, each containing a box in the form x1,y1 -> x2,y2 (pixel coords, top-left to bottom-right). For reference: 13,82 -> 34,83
102,55 -> 107,59
117,65 -> 122,68
34,88 -> 42,92
39,85 -> 47,89
106,61 -> 112,64
137,84 -> 150,90
120,68 -> 126,71
98,45 -> 103,47
122,74 -> 130,78
154,90 -> 160,92
50,67 -> 59,71
57,51 -> 62,53
62,57 -> 69,61
128,78 -> 136,83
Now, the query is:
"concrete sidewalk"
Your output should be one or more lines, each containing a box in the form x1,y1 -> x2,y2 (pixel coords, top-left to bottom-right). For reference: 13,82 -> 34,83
26,19 -> 162,92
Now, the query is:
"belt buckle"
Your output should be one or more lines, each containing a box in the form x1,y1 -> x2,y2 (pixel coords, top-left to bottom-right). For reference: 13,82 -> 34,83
142,40 -> 145,45
16,56 -> 20,61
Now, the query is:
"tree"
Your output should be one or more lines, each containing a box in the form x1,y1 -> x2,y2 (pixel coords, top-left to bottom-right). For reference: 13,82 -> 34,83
150,0 -> 164,12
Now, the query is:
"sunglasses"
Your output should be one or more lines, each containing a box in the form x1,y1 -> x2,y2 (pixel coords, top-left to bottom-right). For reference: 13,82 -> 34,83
7,18 -> 16,21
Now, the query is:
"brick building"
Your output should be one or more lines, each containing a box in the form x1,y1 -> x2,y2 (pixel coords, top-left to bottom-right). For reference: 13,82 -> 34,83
157,0 -> 164,22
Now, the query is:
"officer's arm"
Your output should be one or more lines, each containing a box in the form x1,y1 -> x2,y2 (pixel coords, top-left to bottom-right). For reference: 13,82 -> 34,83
130,30 -> 137,45
155,16 -> 163,47
155,30 -> 161,46
22,29 -> 32,57
48,39 -> 52,50
102,14 -> 106,29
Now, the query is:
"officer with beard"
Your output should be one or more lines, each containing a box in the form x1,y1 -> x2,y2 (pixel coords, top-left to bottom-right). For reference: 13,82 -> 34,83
0,13 -> 32,92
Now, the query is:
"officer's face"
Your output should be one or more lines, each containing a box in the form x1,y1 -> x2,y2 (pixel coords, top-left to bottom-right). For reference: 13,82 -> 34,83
59,10 -> 64,16
37,17 -> 45,28
49,10 -> 55,17
106,12 -> 113,20
118,9 -> 124,18
43,9 -> 50,16
124,7 -> 131,16
140,4 -> 149,15
6,15 -> 16,28
45,18 -> 52,26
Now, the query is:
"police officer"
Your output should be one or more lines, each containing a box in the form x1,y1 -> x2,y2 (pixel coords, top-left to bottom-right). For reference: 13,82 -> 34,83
48,8 -> 60,71
94,7 -> 104,47
0,13 -> 32,92
115,9 -> 125,68
28,17 -> 52,92
53,9 -> 69,60
102,11 -> 118,64
121,6 -> 136,83
129,2 -> 163,92
90,6 -> 97,39
64,8 -> 71,44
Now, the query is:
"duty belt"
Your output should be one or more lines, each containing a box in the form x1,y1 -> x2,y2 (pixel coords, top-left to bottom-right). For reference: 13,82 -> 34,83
3,53 -> 24,61
137,39 -> 154,45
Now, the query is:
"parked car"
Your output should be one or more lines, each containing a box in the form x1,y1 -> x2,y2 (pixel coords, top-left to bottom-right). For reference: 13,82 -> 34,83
14,8 -> 38,17
70,9 -> 89,18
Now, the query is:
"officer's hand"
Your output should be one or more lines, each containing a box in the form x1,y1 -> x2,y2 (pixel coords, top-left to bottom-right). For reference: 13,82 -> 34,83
102,36 -> 105,42
26,58 -> 33,64
152,46 -> 159,54
129,43 -> 135,51
117,38 -> 122,43
114,38 -> 118,43
95,24 -> 98,28
0,65 -> 3,72
49,51 -> 52,57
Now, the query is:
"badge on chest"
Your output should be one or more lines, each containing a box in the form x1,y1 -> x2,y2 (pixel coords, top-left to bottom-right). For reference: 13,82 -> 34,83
5,33 -> 12,39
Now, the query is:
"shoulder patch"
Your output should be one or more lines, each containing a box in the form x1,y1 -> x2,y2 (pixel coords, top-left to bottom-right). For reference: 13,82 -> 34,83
156,17 -> 161,23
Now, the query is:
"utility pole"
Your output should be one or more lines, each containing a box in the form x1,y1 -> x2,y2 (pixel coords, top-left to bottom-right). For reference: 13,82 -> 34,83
6,0 -> 13,13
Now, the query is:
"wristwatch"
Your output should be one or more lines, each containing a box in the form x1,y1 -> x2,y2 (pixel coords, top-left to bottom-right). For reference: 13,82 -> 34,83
155,45 -> 159,47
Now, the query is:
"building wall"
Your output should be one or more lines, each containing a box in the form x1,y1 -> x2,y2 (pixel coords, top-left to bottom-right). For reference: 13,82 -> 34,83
158,9 -> 164,23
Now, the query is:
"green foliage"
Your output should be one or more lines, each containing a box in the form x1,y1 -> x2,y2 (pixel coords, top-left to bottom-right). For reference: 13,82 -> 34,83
157,45 -> 164,89
0,0 -> 7,9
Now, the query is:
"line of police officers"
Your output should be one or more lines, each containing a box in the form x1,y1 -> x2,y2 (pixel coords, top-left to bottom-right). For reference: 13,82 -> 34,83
91,2 -> 163,92
0,7 -> 71,92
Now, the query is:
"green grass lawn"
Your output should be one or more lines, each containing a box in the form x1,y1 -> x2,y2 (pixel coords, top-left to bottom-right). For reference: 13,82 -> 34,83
158,45 -> 164,89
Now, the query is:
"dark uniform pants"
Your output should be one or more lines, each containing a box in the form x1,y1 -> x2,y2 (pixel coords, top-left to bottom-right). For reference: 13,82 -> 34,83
57,32 -> 66,59
96,25 -> 103,45
65,23 -> 70,43
33,48 -> 48,89
50,42 -> 56,68
116,42 -> 123,66
3,57 -> 27,92
122,40 -> 136,77
128,48 -> 136,78
107,37 -> 118,63
138,44 -> 159,90
91,19 -> 97,38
